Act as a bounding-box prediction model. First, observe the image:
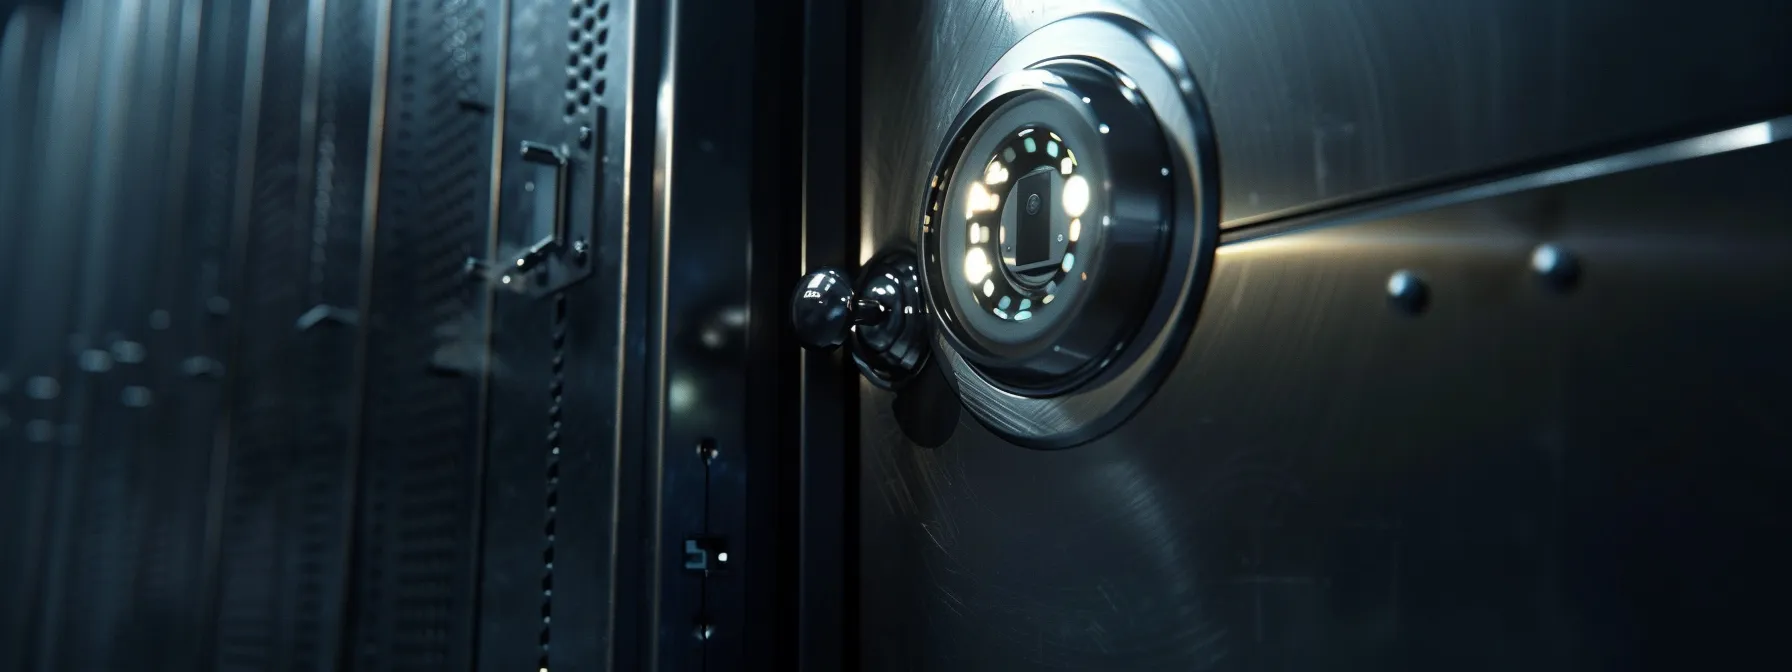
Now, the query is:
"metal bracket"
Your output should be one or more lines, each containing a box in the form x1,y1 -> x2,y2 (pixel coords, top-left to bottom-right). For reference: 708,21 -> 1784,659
466,135 -> 597,297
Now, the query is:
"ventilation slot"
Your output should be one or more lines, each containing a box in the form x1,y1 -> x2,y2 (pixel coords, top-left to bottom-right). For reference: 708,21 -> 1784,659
563,0 -> 612,121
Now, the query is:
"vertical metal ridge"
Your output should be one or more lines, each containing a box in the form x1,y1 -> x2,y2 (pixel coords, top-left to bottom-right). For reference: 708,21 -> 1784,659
610,0 -> 669,668
294,0 -> 330,292
332,0 -> 394,668
131,0 -> 204,663
34,2 -> 146,667
154,0 -> 205,294
199,0 -> 271,665
467,0 -> 509,667
796,0 -> 861,666
606,0 -> 641,655
646,0 -> 683,667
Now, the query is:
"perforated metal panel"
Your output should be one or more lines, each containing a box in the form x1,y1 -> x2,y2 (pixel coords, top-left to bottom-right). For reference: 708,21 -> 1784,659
476,1 -> 641,670
212,0 -> 377,668
562,0 -> 612,120
346,0 -> 492,669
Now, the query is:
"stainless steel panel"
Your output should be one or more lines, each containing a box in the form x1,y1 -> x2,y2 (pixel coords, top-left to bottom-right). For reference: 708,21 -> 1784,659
861,131 -> 1792,671
857,2 -> 1792,668
862,0 -> 1792,231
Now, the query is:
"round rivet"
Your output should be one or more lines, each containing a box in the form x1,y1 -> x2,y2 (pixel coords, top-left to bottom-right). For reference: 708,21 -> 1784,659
1531,243 -> 1579,289
1386,270 -> 1428,313
578,126 -> 594,147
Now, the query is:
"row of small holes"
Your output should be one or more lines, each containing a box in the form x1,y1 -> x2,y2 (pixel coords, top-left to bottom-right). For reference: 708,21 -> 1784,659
541,293 -> 568,668
564,0 -> 611,120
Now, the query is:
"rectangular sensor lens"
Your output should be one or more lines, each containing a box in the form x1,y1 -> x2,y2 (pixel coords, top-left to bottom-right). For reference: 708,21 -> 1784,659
1014,169 -> 1055,269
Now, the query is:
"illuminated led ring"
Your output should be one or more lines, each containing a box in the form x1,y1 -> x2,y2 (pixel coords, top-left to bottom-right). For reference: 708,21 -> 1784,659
916,13 -> 1220,449
959,126 -> 1090,322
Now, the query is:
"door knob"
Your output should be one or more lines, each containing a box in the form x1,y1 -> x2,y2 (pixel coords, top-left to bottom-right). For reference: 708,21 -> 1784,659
790,251 -> 929,387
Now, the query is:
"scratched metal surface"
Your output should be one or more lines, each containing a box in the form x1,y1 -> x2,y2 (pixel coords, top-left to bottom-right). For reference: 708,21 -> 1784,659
856,2 -> 1792,669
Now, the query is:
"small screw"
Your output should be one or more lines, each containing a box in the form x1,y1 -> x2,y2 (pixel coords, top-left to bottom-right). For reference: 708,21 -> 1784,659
1530,243 -> 1580,290
694,623 -> 714,641
1385,270 -> 1428,313
577,126 -> 594,147
697,438 -> 718,463
571,239 -> 590,266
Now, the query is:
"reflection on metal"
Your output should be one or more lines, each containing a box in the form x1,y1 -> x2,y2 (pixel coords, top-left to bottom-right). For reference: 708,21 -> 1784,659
917,12 -> 1219,448
1230,116 -> 1792,246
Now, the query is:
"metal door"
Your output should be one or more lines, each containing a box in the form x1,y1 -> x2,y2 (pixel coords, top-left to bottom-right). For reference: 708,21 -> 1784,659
790,1 -> 1792,669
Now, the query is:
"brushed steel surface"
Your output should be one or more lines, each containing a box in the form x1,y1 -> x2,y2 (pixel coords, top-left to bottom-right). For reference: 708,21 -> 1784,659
857,2 -> 1792,669
861,135 -> 1792,671
860,0 -> 1792,235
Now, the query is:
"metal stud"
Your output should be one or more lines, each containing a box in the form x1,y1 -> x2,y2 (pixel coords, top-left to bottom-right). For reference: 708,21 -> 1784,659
1386,270 -> 1428,313
1531,243 -> 1580,290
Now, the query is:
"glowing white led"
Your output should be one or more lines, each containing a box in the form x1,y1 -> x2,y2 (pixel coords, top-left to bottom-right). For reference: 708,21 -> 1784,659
982,279 -> 995,297
1098,124 -> 1110,134
1061,252 -> 1076,272
1014,311 -> 1033,321
1060,157 -> 1073,175
965,183 -> 993,218
1042,294 -> 1055,304
963,248 -> 993,284
1046,141 -> 1059,157
1062,175 -> 1090,217
985,159 -> 1009,185
1069,218 -> 1081,242
1024,137 -> 1037,153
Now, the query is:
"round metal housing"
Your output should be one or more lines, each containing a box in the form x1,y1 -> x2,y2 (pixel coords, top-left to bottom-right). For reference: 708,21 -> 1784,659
916,12 -> 1220,449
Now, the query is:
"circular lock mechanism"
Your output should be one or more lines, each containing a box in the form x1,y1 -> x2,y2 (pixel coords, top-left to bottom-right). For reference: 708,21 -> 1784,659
917,13 -> 1220,448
